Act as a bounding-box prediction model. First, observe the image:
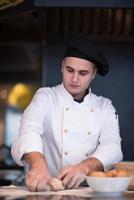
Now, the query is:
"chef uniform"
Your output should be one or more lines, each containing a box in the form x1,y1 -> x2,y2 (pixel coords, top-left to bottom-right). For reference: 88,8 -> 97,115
11,32 -> 123,177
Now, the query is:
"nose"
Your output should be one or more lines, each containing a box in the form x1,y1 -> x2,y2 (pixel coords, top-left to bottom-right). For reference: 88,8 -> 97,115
72,72 -> 78,83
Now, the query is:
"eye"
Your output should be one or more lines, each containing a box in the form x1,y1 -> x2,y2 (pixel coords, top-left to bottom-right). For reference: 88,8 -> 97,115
66,66 -> 74,73
79,71 -> 89,76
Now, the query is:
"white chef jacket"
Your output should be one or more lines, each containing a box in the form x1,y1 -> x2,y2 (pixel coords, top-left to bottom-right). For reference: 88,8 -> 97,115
11,83 -> 123,176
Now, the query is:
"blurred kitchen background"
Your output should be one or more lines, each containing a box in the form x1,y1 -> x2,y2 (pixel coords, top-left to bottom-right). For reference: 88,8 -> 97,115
0,0 -> 134,185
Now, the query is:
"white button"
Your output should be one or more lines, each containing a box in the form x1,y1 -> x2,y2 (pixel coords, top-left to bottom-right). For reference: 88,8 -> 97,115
64,129 -> 68,133
90,109 -> 94,112
65,107 -> 69,111
88,131 -> 91,135
64,152 -> 68,155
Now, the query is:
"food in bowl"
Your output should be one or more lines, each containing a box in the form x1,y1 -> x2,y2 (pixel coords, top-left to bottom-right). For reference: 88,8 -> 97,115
90,171 -> 106,177
89,169 -> 128,177
86,170 -> 132,193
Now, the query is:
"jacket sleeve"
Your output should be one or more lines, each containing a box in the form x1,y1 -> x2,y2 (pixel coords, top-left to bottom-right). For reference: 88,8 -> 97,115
91,99 -> 123,171
11,88 -> 50,166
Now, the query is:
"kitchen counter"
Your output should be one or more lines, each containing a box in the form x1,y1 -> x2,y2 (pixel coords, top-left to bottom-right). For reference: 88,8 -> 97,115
0,185 -> 134,200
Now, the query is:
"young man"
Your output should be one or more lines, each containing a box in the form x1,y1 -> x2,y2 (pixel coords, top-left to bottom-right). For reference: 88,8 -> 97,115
11,32 -> 123,191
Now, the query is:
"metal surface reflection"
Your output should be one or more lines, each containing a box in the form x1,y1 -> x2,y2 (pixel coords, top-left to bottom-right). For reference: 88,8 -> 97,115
25,195 -> 89,200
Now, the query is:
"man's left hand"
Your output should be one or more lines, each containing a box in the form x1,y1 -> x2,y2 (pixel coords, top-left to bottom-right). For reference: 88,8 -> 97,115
58,164 -> 86,189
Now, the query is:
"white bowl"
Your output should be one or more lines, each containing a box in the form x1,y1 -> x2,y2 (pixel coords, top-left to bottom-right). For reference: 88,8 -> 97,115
114,162 -> 134,190
86,176 -> 132,194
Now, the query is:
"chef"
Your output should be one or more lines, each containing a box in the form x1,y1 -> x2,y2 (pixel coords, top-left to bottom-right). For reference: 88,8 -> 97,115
11,32 -> 123,192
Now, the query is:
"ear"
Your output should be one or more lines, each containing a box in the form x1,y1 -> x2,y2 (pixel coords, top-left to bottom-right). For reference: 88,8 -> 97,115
92,67 -> 97,79
61,60 -> 64,73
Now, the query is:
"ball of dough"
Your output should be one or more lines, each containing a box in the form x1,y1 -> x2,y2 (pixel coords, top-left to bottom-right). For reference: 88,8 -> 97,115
106,169 -> 117,177
45,178 -> 65,191
51,178 -> 65,190
89,171 -> 106,177
116,169 -> 128,177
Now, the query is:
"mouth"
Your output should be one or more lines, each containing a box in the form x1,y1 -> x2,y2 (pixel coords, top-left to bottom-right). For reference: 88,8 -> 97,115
69,84 -> 79,89
70,83 -> 79,87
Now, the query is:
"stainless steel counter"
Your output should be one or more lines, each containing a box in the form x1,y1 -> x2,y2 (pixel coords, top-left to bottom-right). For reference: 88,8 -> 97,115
0,193 -> 134,200
0,186 -> 134,200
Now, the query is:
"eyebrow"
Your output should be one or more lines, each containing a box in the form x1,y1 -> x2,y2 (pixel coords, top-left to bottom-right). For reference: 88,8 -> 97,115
65,65 -> 89,73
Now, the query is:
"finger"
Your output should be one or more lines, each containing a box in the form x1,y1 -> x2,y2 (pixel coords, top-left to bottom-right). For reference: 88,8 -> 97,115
26,179 -> 39,191
61,173 -> 74,188
66,174 -> 86,189
36,181 -> 51,192
25,174 -> 39,191
58,169 -> 68,180
72,176 -> 86,189
36,176 -> 53,192
72,179 -> 83,189
65,175 -> 78,189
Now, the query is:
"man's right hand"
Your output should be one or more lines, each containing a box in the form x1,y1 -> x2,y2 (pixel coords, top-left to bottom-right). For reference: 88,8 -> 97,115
23,152 -> 52,191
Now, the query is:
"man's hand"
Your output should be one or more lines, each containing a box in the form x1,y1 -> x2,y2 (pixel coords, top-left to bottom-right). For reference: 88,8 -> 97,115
58,157 -> 104,189
23,152 -> 54,191
58,164 -> 86,189
25,163 -> 52,191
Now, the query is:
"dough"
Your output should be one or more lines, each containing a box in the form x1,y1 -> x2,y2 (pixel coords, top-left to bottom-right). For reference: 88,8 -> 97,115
89,171 -> 106,177
45,178 -> 65,191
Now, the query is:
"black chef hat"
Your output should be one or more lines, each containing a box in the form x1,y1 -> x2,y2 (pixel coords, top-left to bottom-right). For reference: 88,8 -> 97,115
64,32 -> 109,76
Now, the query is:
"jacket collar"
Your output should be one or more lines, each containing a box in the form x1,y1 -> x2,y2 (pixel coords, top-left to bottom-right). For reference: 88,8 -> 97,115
59,83 -> 91,105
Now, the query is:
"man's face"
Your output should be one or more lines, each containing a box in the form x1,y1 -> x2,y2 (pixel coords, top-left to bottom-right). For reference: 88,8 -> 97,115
61,57 -> 97,99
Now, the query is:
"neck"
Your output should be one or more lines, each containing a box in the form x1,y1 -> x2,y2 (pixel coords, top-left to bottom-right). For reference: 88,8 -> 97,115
73,89 -> 89,100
